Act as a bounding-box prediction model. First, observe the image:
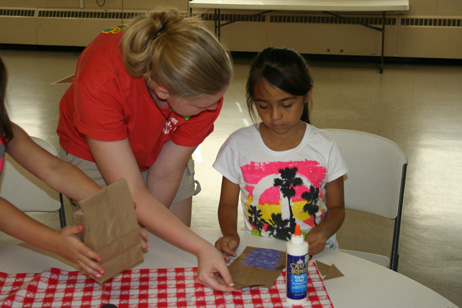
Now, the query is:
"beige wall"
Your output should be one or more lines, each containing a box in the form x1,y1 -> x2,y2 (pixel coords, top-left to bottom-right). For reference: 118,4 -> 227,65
0,0 -> 461,59
191,0 -> 462,59
1,0 -> 459,14
0,0 -> 187,10
407,0 -> 461,15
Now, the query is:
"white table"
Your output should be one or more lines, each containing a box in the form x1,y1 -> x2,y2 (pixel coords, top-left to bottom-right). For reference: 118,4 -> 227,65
0,227 -> 457,308
189,0 -> 410,73
189,0 -> 409,12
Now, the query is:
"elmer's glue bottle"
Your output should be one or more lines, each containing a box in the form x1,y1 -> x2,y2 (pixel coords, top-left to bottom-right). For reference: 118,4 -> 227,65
286,224 -> 308,305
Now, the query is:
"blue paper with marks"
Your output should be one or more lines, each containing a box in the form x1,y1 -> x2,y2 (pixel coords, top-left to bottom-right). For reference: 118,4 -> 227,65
241,248 -> 282,271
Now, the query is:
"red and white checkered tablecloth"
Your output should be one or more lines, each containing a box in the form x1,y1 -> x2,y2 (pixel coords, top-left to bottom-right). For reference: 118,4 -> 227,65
0,261 -> 332,308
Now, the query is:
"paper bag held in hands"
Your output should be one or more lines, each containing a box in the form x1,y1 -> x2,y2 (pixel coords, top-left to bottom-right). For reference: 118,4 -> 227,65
74,178 -> 144,284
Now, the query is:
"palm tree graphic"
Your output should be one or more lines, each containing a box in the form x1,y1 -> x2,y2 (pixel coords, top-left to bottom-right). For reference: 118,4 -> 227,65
273,167 -> 303,235
302,185 -> 320,226
248,203 -> 264,235
262,213 -> 292,240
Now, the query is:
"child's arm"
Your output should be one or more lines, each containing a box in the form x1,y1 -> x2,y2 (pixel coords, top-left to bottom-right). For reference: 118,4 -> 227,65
6,124 -> 102,201
305,176 -> 345,255
0,197 -> 104,278
215,177 -> 241,261
3,123 -> 105,277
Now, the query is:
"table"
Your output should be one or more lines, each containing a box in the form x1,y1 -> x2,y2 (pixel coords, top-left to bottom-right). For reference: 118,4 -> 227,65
0,227 -> 457,307
189,0 -> 410,73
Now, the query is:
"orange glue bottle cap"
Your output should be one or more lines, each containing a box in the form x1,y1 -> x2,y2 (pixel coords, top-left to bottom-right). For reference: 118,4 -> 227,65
291,224 -> 304,244
294,224 -> 301,236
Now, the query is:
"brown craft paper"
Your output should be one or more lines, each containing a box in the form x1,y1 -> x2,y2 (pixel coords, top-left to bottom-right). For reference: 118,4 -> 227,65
74,178 -> 144,284
228,246 -> 286,289
315,260 -> 344,280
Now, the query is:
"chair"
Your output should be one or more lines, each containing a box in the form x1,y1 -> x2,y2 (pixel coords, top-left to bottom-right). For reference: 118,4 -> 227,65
324,129 -> 407,271
0,137 -> 66,228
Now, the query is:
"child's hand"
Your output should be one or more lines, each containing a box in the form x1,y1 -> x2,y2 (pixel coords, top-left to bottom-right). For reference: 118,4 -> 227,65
53,225 -> 104,279
215,234 -> 240,262
305,226 -> 328,255
140,228 -> 148,250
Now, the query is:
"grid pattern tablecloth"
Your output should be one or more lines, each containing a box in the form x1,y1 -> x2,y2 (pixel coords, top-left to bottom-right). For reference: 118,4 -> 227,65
0,261 -> 332,308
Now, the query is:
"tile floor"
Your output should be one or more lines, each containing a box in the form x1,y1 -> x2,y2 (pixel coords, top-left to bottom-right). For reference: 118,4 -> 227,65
0,48 -> 461,307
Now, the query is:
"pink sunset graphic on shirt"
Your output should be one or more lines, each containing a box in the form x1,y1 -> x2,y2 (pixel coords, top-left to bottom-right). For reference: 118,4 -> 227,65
240,159 -> 326,240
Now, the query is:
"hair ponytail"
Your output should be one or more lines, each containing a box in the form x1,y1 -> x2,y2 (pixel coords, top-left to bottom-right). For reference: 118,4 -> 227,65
122,9 -> 232,99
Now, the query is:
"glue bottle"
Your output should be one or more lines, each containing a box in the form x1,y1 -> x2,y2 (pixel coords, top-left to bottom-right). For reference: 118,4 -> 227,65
286,224 -> 308,305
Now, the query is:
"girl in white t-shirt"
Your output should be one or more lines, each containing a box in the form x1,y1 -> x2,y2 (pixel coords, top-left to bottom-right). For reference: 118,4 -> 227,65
214,47 -> 348,259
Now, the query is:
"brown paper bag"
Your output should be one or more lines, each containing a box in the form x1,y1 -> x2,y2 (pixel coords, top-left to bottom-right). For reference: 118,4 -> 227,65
316,260 -> 344,280
228,246 -> 286,289
74,178 -> 144,284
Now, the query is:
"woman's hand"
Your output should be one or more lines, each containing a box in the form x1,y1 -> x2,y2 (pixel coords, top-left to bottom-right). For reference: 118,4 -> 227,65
215,234 -> 240,262
53,225 -> 104,279
195,245 -> 238,292
134,202 -> 149,250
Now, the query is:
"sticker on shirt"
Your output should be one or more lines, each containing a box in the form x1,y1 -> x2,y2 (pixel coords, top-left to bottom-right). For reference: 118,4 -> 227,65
163,117 -> 179,134
102,24 -> 128,34
241,160 -> 326,241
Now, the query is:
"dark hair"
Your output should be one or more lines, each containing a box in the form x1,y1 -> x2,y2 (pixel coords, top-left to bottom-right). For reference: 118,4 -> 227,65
246,47 -> 313,123
0,57 -> 14,144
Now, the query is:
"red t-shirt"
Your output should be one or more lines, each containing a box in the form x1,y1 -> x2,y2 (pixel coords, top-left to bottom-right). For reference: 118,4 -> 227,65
57,26 -> 222,171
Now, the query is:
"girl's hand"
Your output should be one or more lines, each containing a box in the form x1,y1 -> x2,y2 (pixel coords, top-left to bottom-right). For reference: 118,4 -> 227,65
196,245 -> 238,292
305,225 -> 328,255
215,234 -> 240,262
140,228 -> 148,250
54,225 -> 104,279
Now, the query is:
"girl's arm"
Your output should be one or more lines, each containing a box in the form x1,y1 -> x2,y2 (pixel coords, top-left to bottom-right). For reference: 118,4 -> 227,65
2,123 -> 104,277
86,137 -> 236,292
215,177 -> 241,261
7,124 -> 102,200
305,176 -> 345,255
0,198 -> 103,277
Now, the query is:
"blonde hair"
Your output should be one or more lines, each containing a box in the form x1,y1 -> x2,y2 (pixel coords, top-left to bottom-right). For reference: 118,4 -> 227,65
122,9 -> 232,99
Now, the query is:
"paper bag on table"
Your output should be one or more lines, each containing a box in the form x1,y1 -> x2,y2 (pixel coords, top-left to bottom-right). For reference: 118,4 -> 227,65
228,246 -> 286,289
74,178 -> 144,284
316,260 -> 344,280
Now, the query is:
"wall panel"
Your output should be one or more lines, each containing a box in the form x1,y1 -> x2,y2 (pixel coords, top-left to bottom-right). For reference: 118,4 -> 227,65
0,0 -> 461,59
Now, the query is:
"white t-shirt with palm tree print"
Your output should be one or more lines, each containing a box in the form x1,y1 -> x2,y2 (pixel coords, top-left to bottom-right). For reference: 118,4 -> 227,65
213,123 -> 348,248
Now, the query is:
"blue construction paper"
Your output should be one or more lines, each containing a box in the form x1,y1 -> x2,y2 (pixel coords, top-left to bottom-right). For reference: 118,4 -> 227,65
241,248 -> 282,271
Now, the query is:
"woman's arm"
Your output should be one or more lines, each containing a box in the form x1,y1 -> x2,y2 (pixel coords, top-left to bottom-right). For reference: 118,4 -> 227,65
215,177 -> 241,260
305,176 -> 345,255
145,140 -> 195,207
87,137 -> 236,291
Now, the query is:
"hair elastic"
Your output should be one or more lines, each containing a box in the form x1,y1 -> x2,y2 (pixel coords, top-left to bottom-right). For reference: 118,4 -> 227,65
146,23 -> 167,49
153,23 -> 167,40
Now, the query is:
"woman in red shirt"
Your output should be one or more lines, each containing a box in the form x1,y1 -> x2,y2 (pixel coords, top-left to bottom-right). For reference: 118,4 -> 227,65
57,9 -> 235,291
